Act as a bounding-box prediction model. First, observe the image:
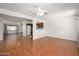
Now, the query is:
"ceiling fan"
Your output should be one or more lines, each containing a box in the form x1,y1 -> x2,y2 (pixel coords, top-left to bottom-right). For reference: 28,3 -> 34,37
36,7 -> 48,17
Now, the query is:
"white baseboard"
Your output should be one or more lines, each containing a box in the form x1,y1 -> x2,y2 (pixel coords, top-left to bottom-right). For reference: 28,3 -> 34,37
47,35 -> 77,41
33,35 -> 77,42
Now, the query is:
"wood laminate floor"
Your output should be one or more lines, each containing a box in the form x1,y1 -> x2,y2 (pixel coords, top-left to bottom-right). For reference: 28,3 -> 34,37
0,34 -> 79,56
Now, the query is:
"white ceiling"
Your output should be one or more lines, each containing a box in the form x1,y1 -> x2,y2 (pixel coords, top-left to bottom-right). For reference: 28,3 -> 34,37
0,3 -> 79,19
0,14 -> 26,23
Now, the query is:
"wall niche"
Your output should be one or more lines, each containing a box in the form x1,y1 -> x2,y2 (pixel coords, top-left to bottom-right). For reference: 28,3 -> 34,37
36,21 -> 44,29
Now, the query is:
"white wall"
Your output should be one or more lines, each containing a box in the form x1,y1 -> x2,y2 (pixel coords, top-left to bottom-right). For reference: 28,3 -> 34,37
0,23 -> 3,40
33,19 -> 46,40
0,17 -> 4,40
33,9 -> 78,41
22,21 -> 27,36
77,17 -> 79,47
45,16 -> 77,41
18,23 -> 23,33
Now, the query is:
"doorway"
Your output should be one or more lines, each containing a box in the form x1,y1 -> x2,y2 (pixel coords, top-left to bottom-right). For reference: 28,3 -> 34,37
26,23 -> 33,39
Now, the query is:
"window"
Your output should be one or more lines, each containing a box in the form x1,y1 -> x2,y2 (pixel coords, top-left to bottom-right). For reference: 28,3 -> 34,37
7,26 -> 17,30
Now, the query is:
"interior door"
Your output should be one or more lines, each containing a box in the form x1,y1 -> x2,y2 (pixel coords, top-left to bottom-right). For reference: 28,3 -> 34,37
26,25 -> 31,35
